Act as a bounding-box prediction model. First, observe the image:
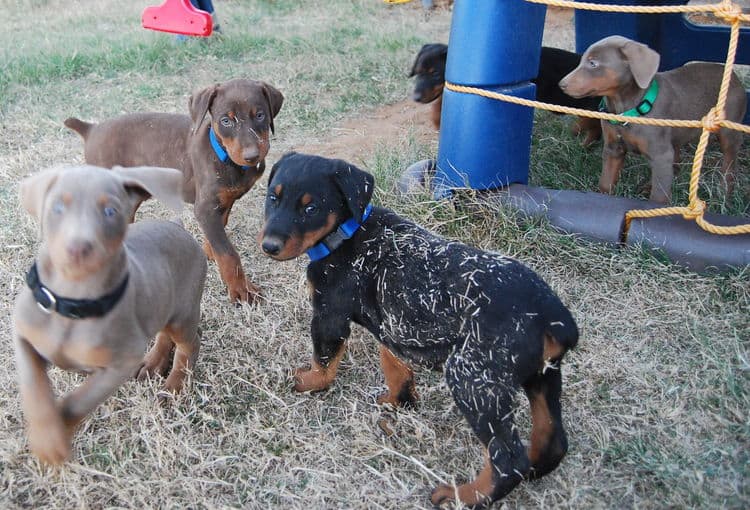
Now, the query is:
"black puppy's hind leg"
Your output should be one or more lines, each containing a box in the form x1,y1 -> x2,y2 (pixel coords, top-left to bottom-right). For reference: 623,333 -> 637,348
523,363 -> 568,479
430,346 -> 529,508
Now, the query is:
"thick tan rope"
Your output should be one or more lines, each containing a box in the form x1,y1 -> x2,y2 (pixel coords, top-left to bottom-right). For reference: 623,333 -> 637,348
444,0 -> 750,237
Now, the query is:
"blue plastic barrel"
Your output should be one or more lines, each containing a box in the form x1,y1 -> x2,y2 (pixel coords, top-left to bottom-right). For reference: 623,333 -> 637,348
435,0 -> 546,196
435,82 -> 536,195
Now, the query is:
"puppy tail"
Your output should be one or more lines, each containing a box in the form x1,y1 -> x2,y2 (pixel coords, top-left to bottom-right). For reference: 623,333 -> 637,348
63,117 -> 93,139
543,296 -> 579,351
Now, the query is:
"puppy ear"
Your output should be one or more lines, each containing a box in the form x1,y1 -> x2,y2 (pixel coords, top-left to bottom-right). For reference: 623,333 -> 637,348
436,44 -> 448,60
268,151 -> 297,185
409,44 -> 429,77
330,160 -> 374,219
621,40 -> 660,89
19,167 -> 62,221
188,84 -> 219,132
261,82 -> 284,134
113,166 -> 184,213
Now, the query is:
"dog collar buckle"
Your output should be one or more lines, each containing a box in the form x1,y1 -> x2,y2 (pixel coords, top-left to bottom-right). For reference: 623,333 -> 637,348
306,204 -> 373,262
36,286 -> 56,314
636,98 -> 653,116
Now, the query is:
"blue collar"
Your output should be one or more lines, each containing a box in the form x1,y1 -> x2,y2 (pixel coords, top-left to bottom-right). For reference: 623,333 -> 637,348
209,128 -> 253,171
306,204 -> 373,261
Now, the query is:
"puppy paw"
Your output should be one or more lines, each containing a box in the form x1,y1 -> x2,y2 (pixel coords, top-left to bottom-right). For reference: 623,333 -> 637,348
27,413 -> 72,465
162,370 -> 189,394
430,483 -> 489,509
137,352 -> 172,381
293,366 -> 331,393
227,278 -> 262,304
376,388 -> 417,408
430,484 -> 456,507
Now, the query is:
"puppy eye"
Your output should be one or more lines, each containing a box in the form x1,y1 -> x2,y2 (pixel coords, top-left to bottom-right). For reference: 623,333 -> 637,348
588,59 -> 598,69
267,194 -> 278,203
255,111 -> 266,121
220,117 -> 233,127
51,200 -> 65,215
304,204 -> 317,216
103,206 -> 117,218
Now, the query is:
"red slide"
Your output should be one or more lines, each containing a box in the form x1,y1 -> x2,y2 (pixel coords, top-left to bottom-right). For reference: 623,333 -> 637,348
142,0 -> 213,37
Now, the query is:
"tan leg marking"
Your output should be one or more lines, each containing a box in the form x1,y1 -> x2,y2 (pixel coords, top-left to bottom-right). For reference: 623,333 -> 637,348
431,449 -> 494,507
376,345 -> 417,407
527,389 -> 554,466
163,326 -> 199,394
203,209 -> 232,261
543,333 -> 565,362
214,252 -> 261,303
294,343 -> 347,393
138,331 -> 174,380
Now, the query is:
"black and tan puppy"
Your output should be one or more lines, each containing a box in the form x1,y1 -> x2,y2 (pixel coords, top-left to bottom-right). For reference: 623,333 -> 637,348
258,152 -> 579,508
409,43 -> 448,130
409,44 -> 602,144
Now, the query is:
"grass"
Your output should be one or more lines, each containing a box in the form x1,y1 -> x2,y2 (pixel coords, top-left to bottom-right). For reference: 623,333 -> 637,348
0,1 -> 748,509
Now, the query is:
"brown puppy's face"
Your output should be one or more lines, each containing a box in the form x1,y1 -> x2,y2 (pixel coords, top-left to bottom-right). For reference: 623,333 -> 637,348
558,46 -> 624,99
190,79 -> 284,168
558,36 -> 660,99
410,43 -> 448,104
258,152 -> 374,262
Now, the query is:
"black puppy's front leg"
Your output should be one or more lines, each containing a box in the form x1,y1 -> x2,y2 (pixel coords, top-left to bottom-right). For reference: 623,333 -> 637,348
293,311 -> 351,393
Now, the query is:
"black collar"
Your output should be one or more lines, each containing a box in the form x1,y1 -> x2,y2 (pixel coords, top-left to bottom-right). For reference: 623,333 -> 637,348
26,262 -> 129,319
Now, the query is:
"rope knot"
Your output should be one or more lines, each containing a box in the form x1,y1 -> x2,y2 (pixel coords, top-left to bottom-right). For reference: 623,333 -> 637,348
701,107 -> 722,133
714,1 -> 742,24
683,200 -> 706,220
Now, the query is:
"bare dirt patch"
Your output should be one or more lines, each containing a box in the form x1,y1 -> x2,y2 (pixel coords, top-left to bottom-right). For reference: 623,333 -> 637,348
289,7 -> 575,164
293,99 -> 437,163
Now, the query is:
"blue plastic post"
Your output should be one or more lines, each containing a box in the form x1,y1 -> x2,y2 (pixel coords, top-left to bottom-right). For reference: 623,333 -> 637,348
435,0 -> 547,198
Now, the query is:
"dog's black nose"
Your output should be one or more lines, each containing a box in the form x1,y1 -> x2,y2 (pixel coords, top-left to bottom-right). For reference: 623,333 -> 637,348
261,239 -> 282,256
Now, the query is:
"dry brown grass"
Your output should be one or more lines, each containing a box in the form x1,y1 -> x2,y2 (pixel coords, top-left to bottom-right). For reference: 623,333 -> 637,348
1,1 -> 748,509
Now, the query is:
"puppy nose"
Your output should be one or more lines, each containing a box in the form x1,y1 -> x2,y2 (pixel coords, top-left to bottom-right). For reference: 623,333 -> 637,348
261,239 -> 282,256
66,239 -> 93,262
558,79 -> 568,91
412,91 -> 423,102
243,147 -> 260,165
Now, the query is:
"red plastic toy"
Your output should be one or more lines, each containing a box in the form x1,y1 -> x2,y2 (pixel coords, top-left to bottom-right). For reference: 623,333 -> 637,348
142,0 -> 213,37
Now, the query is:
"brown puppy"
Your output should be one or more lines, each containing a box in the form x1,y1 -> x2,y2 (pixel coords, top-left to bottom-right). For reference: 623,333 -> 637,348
65,78 -> 284,302
13,165 -> 207,465
559,35 -> 746,203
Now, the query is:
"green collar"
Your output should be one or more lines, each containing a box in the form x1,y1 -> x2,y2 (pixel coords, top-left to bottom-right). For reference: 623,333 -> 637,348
599,79 -> 659,125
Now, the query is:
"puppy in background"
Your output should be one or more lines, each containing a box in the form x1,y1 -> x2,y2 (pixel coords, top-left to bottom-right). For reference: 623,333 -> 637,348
560,35 -> 746,203
409,43 -> 448,130
409,44 -> 602,145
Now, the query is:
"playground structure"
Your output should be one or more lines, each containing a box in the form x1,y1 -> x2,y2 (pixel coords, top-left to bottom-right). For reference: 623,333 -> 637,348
142,0 -> 213,37
426,0 -> 750,270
